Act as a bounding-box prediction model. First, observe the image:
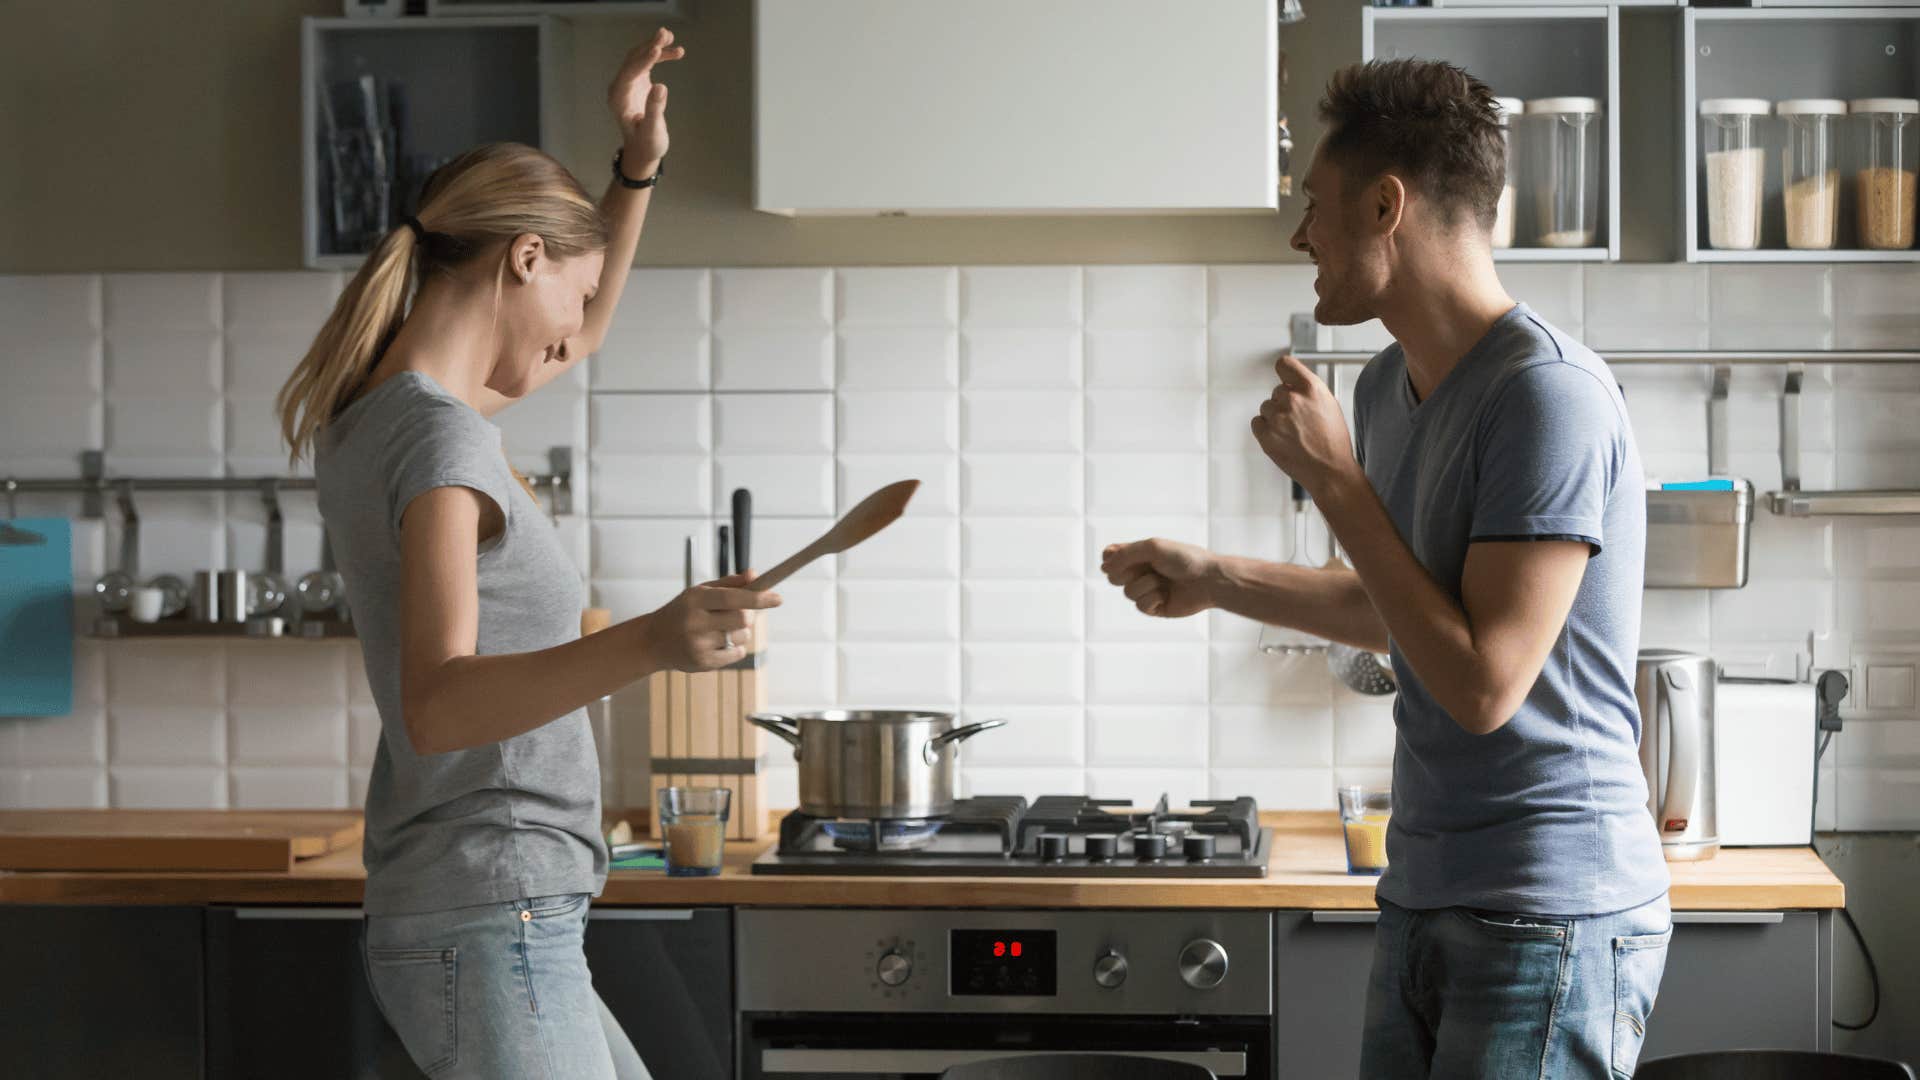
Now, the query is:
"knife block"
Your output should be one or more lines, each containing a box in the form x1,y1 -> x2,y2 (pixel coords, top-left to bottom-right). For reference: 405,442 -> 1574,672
644,613 -> 768,841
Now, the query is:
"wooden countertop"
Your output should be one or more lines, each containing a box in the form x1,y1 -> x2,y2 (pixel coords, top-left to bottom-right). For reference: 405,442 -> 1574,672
0,811 -> 1845,910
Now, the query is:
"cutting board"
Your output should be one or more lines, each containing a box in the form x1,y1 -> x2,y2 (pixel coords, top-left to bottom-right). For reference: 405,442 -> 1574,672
0,811 -> 364,872
0,518 -> 74,716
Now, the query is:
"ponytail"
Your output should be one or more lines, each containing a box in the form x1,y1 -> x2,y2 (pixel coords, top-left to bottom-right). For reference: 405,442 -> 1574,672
276,225 -> 418,461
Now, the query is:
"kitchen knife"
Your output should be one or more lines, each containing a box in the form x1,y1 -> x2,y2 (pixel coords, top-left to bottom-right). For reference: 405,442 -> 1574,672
731,488 -> 751,573
683,536 -> 694,591
718,525 -> 731,578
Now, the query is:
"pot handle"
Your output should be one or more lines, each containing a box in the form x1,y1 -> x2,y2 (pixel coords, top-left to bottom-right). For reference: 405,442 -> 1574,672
922,719 -> 1007,765
749,714 -> 803,758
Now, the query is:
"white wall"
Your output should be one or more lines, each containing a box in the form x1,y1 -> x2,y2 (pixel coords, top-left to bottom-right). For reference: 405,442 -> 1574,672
2,263 -> 1918,826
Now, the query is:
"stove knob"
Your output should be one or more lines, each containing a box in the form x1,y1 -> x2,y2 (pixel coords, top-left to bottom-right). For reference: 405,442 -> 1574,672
1182,834 -> 1217,862
1179,939 -> 1229,990
876,949 -> 913,987
1039,833 -> 1069,862
1092,950 -> 1129,989
1085,834 -> 1118,862
1132,832 -> 1169,861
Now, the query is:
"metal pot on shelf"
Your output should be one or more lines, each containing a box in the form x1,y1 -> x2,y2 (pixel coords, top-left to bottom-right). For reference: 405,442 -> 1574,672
749,711 -> 1005,820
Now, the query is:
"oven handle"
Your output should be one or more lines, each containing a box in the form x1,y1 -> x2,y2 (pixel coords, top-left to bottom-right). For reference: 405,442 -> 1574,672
761,1048 -> 1247,1076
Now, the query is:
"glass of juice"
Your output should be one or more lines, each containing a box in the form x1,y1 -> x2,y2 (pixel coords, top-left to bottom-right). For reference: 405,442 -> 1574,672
1338,785 -> 1391,876
660,786 -> 731,877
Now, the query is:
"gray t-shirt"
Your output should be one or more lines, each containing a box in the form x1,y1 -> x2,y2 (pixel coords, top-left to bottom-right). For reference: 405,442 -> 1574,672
316,371 -> 606,916
1353,304 -> 1668,916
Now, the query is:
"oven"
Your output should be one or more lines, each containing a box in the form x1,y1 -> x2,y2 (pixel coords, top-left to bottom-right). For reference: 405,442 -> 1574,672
736,910 -> 1274,1080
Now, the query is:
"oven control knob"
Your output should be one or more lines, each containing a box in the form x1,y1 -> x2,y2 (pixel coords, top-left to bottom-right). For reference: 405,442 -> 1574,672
1179,939 -> 1229,990
1182,834 -> 1217,862
1039,833 -> 1069,861
1093,950 -> 1129,989
1085,834 -> 1118,862
1133,832 -> 1169,861
876,950 -> 913,987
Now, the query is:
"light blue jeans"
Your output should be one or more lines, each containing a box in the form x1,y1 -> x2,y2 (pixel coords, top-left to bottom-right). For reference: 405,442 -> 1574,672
1360,893 -> 1672,1080
362,893 -> 651,1079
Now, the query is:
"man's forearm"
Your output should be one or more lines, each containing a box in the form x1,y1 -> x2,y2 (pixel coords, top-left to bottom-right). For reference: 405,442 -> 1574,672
1208,555 -> 1390,651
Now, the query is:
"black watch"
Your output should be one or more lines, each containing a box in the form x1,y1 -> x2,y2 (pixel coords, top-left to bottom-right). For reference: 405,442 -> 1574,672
613,149 -> 663,189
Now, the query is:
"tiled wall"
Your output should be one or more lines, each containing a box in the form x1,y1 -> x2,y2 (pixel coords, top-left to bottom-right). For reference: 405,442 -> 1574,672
2,264 -> 1918,828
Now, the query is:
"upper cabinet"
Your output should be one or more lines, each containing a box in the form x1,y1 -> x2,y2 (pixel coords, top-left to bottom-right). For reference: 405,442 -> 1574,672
752,0 -> 1280,216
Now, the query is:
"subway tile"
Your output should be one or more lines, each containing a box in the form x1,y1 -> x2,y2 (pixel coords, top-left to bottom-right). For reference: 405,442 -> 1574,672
1210,704 -> 1335,768
959,266 -> 1082,328
1584,265 -> 1710,351
611,268 -> 712,329
1333,691 -> 1399,767
837,580 -> 959,642
231,766 -> 349,809
1728,365 -> 1834,453
591,518 -> 715,580
1710,579 -> 1835,641
714,392 -> 831,454
111,510 -> 226,580
350,705 -> 382,768
962,766 -> 1088,799
1640,589 -> 1711,652
1833,266 -> 1920,350
495,387 -> 586,460
0,273 -> 101,336
1847,521 -> 1920,574
1615,367 -> 1708,457
4,334 -> 103,396
1087,643 -> 1208,705
773,642 -> 839,706
839,645 -> 960,707
1209,767 -> 1337,810
1088,706 -> 1208,767
1836,766 -> 1920,831
1085,329 -> 1207,388
1210,641 -> 1332,705
222,271 -> 341,329
592,329 -> 710,392
712,455 -> 834,517
1210,450 -> 1290,516
1209,326 -> 1292,390
69,641 -> 106,707
1330,321 -> 1395,353
961,454 -> 1083,516
840,455 -> 959,516
7,767 -> 110,809
104,273 -> 220,333
1837,717 -> 1920,768
1208,265 -> 1318,327
1086,517 -> 1212,575
1087,390 -> 1206,452
836,267 -> 957,326
104,396 -> 223,471
223,324 -> 322,396
712,329 -> 835,391
1834,384 -> 1920,452
1500,265 -> 1585,339
1847,580 -> 1920,638
7,709 -> 107,767
959,706 -> 1085,766
1084,266 -> 1205,329
1210,392 -> 1269,454
963,518 -> 1086,580
1334,765 -> 1395,793
1086,767 -> 1208,808
225,394 -> 300,476
107,642 -> 226,706
963,581 -> 1084,642
1087,454 -> 1208,515
837,516 -> 959,579
228,707 -> 349,767
227,641 -> 347,706
1744,517 -> 1834,581
838,391 -> 958,452
961,390 -> 1083,452
109,707 -> 226,766
762,577 -> 837,642
964,644 -> 1085,705
590,454 -> 710,516
591,579 -> 683,621
1708,265 -> 1833,351
712,268 -> 832,328
960,329 -> 1084,388
839,328 -> 959,389
110,766 -> 228,809
1816,760 -> 1838,832
0,393 -> 104,472
1086,580 -> 1209,643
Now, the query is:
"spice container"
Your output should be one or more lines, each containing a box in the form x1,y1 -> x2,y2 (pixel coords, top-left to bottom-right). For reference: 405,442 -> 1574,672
1492,96 -> 1523,249
1852,98 -> 1918,251
1525,97 -> 1602,248
1699,98 -> 1769,251
1778,99 -> 1845,251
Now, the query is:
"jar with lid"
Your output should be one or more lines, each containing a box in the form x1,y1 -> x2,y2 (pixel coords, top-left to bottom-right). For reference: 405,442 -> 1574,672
1525,97 -> 1602,249
1778,99 -> 1845,251
1699,98 -> 1769,251
1492,96 -> 1523,249
1851,98 -> 1917,251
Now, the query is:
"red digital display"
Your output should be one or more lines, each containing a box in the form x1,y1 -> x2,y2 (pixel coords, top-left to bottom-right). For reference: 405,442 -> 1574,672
952,929 -> 1057,996
990,940 -> 1026,958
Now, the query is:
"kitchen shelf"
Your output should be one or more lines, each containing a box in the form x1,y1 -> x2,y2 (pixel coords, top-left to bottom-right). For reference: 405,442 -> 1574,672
427,0 -> 684,15
301,16 -> 570,270
1682,9 -> 1920,262
1767,490 -> 1920,516
1363,6 -> 1621,261
89,615 -> 358,641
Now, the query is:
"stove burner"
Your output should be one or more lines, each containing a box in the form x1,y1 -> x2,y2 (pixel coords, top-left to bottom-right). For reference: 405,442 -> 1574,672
821,819 -> 943,852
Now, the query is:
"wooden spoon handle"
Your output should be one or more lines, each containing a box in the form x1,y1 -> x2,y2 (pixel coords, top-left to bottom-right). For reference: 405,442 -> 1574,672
748,540 -> 826,593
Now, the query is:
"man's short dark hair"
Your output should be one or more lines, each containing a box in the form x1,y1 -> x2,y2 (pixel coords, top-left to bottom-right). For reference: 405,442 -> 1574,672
1317,59 -> 1507,231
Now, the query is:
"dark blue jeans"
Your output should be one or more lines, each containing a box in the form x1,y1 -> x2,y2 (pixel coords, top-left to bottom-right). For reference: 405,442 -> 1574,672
1360,893 -> 1671,1079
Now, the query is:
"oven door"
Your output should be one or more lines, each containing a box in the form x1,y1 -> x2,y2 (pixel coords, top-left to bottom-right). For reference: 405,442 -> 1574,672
741,1014 -> 1269,1080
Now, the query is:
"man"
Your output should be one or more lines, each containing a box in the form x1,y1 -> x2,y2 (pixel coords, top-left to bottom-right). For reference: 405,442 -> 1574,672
1101,59 -> 1670,1078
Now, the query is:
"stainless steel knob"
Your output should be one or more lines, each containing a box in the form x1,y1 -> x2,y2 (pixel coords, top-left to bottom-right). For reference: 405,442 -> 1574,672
1093,950 -> 1129,989
1179,939 -> 1229,990
1085,834 -> 1118,862
1132,832 -> 1169,861
876,950 -> 913,987
1039,833 -> 1069,861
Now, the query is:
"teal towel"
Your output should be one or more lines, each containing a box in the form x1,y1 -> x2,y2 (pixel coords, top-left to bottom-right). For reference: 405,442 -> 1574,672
1660,479 -> 1738,492
0,519 -> 74,717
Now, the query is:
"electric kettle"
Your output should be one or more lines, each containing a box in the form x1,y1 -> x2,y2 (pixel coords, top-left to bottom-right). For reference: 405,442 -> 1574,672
1636,649 -> 1719,861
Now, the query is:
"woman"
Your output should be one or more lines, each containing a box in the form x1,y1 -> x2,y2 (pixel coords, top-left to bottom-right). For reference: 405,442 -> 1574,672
276,30 -> 772,1079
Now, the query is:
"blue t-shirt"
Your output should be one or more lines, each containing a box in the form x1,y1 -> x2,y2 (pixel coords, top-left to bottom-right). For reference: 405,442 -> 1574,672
1354,304 -> 1668,916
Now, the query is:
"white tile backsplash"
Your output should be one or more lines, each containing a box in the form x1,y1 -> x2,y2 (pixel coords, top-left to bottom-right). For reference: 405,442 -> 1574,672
5,262 -> 1916,826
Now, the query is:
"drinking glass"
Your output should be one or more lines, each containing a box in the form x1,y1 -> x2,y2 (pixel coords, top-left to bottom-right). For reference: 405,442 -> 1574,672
1338,785 -> 1391,876
660,786 -> 731,877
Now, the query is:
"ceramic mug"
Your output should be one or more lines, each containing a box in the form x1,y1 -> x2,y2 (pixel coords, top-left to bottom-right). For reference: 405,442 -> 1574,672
128,586 -> 165,623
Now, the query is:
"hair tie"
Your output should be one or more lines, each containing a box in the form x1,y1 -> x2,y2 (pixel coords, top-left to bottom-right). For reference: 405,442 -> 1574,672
402,215 -> 427,243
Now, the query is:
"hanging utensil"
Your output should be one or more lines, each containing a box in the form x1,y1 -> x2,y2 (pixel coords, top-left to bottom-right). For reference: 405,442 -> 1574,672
1324,528 -> 1398,696
0,479 -> 46,546
748,480 -> 918,594
93,481 -> 138,614
1258,481 -> 1328,656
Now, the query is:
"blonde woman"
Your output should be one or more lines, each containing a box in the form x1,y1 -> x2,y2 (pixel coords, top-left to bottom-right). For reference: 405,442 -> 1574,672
277,31 -> 773,1079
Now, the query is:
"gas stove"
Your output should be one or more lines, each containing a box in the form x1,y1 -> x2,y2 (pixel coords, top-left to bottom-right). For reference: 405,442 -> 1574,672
750,794 -> 1271,877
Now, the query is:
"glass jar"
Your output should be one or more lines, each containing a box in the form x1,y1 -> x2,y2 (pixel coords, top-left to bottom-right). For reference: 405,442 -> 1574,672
1525,97 -> 1603,249
1778,99 -> 1845,251
1699,98 -> 1769,251
1851,98 -> 1918,251
1491,96 -> 1523,249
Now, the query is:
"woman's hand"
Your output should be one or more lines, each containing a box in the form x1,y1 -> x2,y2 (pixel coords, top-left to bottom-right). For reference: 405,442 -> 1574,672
643,573 -> 781,673
607,28 -> 686,171
1251,352 -> 1363,499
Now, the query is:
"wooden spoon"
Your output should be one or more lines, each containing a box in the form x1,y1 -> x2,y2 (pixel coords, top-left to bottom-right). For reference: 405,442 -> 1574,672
748,480 -> 920,593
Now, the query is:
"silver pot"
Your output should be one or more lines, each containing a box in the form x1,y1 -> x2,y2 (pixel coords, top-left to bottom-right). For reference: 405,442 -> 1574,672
749,710 -> 1006,820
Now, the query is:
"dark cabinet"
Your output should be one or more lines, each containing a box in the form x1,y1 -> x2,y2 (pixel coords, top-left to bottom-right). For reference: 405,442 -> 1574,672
0,905 -> 206,1080
1274,909 -> 1833,1076
584,908 -> 735,1080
